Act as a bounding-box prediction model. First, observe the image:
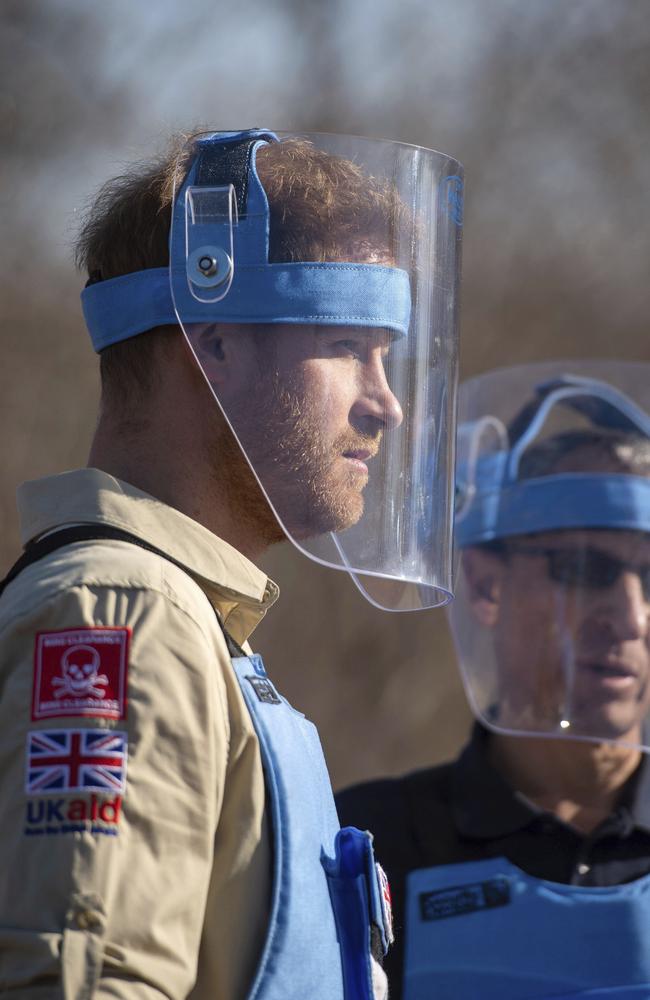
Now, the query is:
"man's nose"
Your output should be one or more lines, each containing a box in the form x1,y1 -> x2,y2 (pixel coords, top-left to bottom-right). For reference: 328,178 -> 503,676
596,571 -> 649,642
351,352 -> 403,432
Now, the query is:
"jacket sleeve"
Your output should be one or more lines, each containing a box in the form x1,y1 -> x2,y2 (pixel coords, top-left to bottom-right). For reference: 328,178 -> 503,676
0,575 -> 230,999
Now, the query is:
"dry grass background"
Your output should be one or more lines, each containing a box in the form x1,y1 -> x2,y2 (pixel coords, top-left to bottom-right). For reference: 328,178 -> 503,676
2,0 -> 649,790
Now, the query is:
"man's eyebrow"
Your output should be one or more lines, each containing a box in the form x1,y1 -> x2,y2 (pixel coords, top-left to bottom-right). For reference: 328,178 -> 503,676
322,326 -> 396,353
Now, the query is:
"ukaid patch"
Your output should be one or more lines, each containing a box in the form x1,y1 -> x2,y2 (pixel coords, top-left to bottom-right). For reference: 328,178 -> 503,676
32,627 -> 129,721
24,793 -> 123,837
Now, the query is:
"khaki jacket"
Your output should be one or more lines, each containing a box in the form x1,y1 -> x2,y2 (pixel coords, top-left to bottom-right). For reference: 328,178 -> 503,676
0,469 -> 278,999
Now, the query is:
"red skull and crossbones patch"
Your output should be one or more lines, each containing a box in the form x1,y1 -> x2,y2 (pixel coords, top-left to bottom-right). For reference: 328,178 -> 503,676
32,627 -> 130,721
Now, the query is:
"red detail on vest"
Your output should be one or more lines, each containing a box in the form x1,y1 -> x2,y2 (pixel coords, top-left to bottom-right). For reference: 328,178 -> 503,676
377,862 -> 394,944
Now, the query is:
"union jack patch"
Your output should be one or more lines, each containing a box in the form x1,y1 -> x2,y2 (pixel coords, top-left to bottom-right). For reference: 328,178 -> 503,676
25,729 -> 127,795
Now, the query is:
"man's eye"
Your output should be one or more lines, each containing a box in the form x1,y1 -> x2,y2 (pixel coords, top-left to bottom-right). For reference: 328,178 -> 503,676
333,340 -> 363,358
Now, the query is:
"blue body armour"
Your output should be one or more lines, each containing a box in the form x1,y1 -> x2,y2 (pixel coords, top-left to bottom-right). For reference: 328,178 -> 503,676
231,651 -> 390,1000
404,856 -> 650,999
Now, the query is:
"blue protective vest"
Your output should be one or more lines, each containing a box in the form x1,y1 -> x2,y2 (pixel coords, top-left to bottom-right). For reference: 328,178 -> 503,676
231,651 -> 391,1000
404,856 -> 650,999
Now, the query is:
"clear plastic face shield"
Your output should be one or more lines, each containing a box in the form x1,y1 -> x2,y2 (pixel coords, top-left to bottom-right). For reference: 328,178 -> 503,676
166,129 -> 463,610
449,361 -> 650,751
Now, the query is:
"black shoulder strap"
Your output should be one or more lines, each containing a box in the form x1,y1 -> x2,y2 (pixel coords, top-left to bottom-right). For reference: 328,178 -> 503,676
0,524 -> 245,658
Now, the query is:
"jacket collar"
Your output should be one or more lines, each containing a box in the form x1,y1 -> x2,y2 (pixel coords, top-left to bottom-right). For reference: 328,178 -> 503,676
17,468 -> 279,645
451,723 -> 650,839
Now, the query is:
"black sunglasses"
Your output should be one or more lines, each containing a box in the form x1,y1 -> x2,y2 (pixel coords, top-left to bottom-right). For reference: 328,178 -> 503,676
506,544 -> 650,599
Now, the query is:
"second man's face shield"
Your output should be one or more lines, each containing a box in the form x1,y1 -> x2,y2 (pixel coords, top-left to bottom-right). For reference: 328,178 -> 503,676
166,129 -> 463,611
449,361 -> 650,751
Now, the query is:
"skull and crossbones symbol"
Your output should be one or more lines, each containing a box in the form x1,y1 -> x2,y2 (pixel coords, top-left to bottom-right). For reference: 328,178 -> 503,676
52,644 -> 109,699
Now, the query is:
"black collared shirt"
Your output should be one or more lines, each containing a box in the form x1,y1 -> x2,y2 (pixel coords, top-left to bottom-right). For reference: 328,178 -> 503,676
336,725 -> 650,1000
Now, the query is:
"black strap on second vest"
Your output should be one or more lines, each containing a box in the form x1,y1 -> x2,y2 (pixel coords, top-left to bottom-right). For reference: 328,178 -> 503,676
0,524 -> 245,659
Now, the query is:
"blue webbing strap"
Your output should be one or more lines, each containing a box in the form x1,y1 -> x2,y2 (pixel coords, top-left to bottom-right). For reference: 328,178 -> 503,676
323,826 -> 392,1000
82,263 -> 412,351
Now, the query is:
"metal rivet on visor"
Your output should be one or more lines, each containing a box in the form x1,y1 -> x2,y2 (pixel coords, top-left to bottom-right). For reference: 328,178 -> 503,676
187,245 -> 233,289
199,255 -> 217,276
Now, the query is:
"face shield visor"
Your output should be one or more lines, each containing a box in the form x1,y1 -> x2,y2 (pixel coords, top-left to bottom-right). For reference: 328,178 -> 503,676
448,361 -> 650,751
153,128 -> 462,611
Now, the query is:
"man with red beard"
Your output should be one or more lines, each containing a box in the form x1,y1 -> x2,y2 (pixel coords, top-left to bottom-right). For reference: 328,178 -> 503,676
0,130 -> 463,998
338,362 -> 650,999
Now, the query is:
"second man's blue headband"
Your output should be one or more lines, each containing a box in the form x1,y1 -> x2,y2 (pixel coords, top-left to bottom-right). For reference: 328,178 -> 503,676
455,376 -> 650,545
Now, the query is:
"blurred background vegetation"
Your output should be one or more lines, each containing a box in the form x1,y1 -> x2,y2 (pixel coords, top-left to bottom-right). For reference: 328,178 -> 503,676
2,0 -> 649,789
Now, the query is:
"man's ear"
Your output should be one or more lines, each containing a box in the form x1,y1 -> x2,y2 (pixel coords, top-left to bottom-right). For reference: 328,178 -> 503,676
192,324 -> 229,386
461,546 -> 504,627
190,323 -> 260,392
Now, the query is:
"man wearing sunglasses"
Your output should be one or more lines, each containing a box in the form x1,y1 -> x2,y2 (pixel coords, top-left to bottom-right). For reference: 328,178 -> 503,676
338,363 -> 650,999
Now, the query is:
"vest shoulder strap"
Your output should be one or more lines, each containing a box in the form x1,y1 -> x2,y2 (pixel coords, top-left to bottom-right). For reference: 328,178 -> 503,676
0,524 -> 244,658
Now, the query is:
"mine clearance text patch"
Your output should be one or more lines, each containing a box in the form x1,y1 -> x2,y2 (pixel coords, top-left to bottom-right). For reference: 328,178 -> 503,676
32,626 -> 129,721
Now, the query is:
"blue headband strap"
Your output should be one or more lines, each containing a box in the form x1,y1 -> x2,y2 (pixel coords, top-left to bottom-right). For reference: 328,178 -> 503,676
82,262 -> 412,353
456,473 -> 650,546
82,128 -> 412,351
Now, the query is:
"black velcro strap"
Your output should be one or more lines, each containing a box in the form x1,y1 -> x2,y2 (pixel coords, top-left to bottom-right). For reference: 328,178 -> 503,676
0,524 -> 244,659
195,135 -> 272,218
